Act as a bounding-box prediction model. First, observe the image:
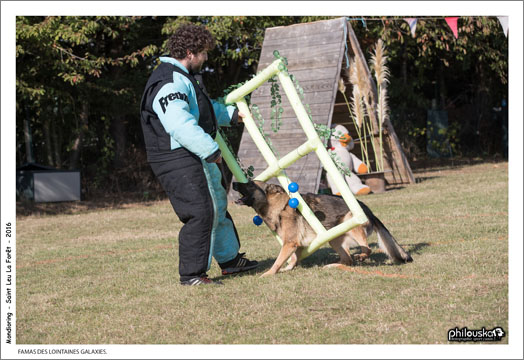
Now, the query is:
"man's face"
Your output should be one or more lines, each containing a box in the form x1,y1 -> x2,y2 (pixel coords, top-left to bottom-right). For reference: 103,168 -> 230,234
188,50 -> 208,73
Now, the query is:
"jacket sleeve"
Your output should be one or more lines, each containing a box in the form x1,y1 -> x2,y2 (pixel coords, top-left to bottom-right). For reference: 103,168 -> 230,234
211,99 -> 238,127
152,76 -> 219,161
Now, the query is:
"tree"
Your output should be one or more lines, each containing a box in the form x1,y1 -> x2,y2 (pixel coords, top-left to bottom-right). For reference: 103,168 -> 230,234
16,16 -> 162,185
159,16 -> 330,97
350,16 -> 507,157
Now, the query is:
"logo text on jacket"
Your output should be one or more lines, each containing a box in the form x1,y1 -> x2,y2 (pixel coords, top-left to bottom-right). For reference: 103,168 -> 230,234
159,92 -> 189,113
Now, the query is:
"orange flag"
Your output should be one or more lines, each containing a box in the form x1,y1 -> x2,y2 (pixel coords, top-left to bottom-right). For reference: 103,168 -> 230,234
445,17 -> 459,39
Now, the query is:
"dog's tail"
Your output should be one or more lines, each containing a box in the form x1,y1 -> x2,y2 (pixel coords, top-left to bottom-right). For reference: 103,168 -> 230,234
358,201 -> 413,263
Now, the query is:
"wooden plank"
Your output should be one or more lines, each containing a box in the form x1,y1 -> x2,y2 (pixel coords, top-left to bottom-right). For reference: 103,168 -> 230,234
264,18 -> 346,41
252,80 -> 336,98
264,43 -> 342,59
258,51 -> 341,71
277,67 -> 341,82
262,32 -> 343,50
251,95 -> 336,112
260,42 -> 343,60
252,102 -> 333,116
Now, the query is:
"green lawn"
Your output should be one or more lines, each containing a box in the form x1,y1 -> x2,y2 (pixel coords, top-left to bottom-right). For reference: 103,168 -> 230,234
15,162 -> 508,345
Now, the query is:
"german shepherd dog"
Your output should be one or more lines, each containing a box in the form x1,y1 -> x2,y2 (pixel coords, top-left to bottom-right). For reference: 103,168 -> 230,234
233,180 -> 412,277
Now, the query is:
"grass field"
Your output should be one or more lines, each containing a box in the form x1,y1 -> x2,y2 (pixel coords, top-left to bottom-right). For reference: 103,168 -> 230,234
15,161 -> 509,345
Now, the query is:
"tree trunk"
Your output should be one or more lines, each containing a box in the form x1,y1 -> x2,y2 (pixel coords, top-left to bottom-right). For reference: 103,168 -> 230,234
111,114 -> 127,168
52,114 -> 62,169
474,63 -> 491,153
108,39 -> 127,169
400,44 -> 408,155
232,61 -> 242,84
69,101 -> 89,170
438,62 -> 447,109
401,45 -> 408,87
43,117 -> 54,166
23,107 -> 34,163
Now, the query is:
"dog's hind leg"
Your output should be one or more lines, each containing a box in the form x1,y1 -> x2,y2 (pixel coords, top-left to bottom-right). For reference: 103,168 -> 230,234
327,236 -> 353,266
348,227 -> 372,262
261,242 -> 298,277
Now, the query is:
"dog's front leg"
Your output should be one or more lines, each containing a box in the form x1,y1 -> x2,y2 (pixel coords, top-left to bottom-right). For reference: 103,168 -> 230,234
281,247 -> 302,272
260,242 -> 297,277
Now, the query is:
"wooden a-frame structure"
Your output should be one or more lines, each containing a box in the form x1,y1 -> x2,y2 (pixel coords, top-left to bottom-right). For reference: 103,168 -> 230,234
229,17 -> 414,197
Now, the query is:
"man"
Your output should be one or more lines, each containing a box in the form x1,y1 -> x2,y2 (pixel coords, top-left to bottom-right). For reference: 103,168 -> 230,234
140,23 -> 258,286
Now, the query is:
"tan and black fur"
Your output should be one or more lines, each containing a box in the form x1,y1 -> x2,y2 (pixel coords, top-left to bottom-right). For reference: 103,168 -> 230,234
233,180 -> 412,277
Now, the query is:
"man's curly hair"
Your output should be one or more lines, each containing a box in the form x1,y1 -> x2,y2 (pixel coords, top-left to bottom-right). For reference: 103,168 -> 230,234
168,23 -> 215,59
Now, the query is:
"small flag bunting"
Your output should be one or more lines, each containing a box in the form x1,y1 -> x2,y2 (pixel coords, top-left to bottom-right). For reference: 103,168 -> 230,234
404,18 -> 418,37
445,17 -> 459,39
346,16 -> 509,39
497,16 -> 508,37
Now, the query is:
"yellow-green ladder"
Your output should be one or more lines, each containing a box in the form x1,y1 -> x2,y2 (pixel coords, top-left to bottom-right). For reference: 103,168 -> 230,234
216,58 -> 368,260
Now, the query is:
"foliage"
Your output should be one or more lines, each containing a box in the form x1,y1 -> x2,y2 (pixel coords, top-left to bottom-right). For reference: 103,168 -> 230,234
351,17 -> 507,158
15,16 -> 508,197
16,16 -> 163,184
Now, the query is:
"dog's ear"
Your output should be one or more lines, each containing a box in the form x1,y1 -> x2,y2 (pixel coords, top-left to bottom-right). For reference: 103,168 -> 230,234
253,180 -> 267,192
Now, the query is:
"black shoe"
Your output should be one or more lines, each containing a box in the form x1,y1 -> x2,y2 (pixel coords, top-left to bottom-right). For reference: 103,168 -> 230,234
180,275 -> 223,286
220,252 -> 258,276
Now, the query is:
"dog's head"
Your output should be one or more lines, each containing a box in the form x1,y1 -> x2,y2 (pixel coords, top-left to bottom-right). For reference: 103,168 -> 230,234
233,180 -> 288,210
232,180 -> 267,208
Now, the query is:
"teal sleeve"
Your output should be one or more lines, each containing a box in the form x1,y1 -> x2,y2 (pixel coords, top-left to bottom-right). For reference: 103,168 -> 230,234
211,99 -> 237,127
152,79 -> 219,160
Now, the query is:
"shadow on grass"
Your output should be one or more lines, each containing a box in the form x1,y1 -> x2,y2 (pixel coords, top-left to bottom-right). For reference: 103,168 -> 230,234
415,176 -> 439,184
16,191 -> 168,217
383,186 -> 405,192
214,257 -> 277,280
243,241 -> 432,275
235,241 -> 432,277
409,156 -> 505,172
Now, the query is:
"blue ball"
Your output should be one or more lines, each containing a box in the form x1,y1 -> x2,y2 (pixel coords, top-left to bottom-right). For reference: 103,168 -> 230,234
253,215 -> 263,226
288,198 -> 299,208
288,182 -> 299,193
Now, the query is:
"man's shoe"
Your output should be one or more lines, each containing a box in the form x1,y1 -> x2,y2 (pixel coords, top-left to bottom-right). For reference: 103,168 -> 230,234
220,252 -> 258,275
180,275 -> 223,286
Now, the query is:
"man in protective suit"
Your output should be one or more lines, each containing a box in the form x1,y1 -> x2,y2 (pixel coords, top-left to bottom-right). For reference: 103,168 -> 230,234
140,23 -> 258,286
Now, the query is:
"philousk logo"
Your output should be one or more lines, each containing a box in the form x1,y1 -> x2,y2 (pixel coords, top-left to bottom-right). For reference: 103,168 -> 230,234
448,326 -> 506,342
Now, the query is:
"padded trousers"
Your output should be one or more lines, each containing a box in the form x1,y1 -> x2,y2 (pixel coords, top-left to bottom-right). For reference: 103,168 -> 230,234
150,148 -> 240,281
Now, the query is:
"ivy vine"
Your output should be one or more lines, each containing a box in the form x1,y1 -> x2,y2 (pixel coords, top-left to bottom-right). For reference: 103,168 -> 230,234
268,76 -> 283,132
219,50 -> 354,183
218,128 -> 254,180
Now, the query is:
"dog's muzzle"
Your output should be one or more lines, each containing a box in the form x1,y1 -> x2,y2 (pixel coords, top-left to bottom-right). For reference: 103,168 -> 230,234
232,182 -> 241,192
232,182 -> 252,206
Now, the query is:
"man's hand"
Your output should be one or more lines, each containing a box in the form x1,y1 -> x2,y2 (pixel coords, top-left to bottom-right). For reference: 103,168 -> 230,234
213,156 -> 222,164
237,111 -> 246,123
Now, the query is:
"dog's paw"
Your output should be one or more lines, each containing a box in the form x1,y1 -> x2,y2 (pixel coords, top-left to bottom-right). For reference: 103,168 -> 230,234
353,254 -> 369,262
280,264 -> 295,272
